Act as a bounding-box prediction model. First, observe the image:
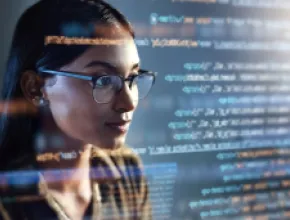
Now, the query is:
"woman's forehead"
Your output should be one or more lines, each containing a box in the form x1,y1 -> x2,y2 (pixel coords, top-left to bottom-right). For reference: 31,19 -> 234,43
60,41 -> 140,72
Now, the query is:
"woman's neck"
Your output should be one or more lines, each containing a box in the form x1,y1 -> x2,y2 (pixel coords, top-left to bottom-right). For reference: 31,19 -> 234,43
38,144 -> 93,193
36,109 -> 94,193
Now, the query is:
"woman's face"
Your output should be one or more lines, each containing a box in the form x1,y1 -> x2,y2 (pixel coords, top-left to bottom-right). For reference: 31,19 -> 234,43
43,32 -> 140,149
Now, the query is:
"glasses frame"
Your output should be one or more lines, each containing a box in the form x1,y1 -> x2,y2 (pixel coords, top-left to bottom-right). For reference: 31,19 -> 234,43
38,68 -> 157,103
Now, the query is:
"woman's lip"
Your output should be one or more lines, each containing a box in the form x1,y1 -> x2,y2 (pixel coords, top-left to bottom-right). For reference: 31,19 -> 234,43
106,122 -> 128,125
105,122 -> 130,133
105,120 -> 131,126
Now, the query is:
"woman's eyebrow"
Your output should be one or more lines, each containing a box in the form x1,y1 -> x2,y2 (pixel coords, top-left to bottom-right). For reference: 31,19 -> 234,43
84,60 -> 118,72
84,60 -> 140,72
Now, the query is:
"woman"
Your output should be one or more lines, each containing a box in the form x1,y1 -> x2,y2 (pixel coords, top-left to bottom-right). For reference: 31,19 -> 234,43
0,0 -> 155,219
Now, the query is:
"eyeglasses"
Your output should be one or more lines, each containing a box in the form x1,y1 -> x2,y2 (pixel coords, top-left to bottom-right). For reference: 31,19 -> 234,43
38,68 -> 156,104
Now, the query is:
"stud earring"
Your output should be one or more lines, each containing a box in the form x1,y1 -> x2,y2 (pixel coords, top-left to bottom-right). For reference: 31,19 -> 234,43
32,96 -> 49,106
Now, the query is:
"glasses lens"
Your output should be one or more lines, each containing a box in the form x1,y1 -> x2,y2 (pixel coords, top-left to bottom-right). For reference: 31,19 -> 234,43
92,74 -> 154,103
134,74 -> 154,100
92,76 -> 121,103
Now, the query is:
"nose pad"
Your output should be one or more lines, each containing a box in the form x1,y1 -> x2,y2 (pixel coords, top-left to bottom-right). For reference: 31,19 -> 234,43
127,78 -> 134,90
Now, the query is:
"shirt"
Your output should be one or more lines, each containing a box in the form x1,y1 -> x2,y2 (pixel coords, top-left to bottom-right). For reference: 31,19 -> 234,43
0,145 -> 152,220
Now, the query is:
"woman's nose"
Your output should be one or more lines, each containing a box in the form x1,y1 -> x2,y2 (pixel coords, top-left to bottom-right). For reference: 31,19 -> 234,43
112,83 -> 137,113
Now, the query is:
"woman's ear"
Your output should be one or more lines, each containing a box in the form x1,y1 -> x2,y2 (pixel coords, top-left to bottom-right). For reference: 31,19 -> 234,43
20,70 -> 46,105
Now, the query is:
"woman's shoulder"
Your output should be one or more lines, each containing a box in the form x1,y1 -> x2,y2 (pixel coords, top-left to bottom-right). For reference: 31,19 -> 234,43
0,167 -> 48,220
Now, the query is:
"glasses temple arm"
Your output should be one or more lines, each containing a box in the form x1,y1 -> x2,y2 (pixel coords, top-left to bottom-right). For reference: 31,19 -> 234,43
38,69 -> 93,81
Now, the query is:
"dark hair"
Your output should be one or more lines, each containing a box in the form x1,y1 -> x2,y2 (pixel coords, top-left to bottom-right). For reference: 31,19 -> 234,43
0,0 -> 135,171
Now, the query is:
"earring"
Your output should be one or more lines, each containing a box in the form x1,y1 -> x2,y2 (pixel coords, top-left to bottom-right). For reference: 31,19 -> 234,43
32,96 -> 49,106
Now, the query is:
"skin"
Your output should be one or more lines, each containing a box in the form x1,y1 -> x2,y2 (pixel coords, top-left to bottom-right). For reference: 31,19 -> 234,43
45,35 -> 139,150
20,29 -> 140,220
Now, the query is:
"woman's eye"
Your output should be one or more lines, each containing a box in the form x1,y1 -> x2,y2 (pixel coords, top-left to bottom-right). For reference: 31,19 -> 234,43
96,77 -> 112,87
